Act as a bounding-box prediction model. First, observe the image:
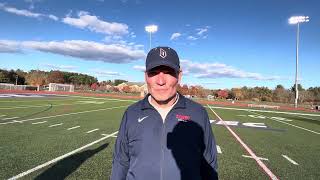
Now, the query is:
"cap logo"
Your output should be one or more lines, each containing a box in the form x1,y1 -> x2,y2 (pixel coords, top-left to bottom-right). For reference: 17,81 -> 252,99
159,48 -> 167,59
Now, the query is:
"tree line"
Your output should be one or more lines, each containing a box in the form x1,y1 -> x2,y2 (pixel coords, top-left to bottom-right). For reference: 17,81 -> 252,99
178,84 -> 320,104
0,69 -> 97,86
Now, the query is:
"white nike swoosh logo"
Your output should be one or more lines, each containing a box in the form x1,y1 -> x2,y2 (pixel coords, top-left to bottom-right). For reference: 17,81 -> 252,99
138,116 -> 149,123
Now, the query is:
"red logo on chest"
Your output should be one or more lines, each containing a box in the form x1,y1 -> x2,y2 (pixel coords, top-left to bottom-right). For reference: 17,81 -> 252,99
176,114 -> 191,122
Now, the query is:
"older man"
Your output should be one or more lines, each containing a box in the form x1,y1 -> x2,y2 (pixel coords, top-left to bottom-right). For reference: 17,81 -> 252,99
111,47 -> 218,180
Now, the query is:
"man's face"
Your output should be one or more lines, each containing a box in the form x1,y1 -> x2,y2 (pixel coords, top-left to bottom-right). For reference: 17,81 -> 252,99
145,65 -> 182,102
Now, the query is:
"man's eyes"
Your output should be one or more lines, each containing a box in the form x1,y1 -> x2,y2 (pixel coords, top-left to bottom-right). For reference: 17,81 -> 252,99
148,71 -> 175,76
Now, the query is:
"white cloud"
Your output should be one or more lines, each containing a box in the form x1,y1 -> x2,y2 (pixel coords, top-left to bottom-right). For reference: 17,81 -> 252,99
133,65 -> 145,72
130,32 -> 136,38
170,33 -> 181,40
181,59 -> 280,81
0,39 -> 146,63
92,69 -> 122,76
201,81 -> 218,85
42,64 -> 77,70
0,3 -> 58,21
187,36 -> 198,40
0,40 -> 22,53
196,27 -> 209,35
62,11 -> 128,35
48,14 -> 58,21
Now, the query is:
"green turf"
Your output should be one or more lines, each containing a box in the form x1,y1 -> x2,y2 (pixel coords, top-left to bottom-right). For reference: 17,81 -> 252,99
0,95 -> 319,179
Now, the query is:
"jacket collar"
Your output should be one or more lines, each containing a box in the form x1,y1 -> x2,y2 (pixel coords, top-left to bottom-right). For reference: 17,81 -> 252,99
141,92 -> 186,110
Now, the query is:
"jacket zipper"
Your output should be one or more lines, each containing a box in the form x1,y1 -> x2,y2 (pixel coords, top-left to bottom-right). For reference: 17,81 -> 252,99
160,121 -> 165,180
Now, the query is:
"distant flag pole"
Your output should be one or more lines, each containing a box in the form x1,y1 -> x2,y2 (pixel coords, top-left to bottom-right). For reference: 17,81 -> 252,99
288,16 -> 309,108
145,25 -> 158,50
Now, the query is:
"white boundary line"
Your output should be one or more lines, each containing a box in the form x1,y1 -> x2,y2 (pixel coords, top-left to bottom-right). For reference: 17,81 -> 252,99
8,131 -> 118,180
67,95 -> 137,102
67,126 -> 80,130
32,121 -> 47,125
2,117 -> 19,120
216,145 -> 222,154
209,106 -> 320,117
242,155 -> 268,161
86,129 -> 99,134
0,96 -> 133,110
49,123 -> 63,127
207,105 -> 279,180
0,102 -> 106,110
0,105 -> 128,125
282,155 -> 299,165
248,110 -> 320,135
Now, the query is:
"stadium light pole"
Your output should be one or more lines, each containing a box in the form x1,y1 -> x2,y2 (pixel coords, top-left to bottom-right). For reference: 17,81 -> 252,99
289,16 -> 309,108
145,25 -> 158,50
15,75 -> 18,85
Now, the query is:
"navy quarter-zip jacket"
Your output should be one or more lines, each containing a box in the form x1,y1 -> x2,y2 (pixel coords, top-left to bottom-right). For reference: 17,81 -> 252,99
111,93 -> 218,180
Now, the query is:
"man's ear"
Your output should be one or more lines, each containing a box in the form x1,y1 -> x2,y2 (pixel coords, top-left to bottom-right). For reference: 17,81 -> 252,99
144,71 -> 147,82
178,70 -> 182,84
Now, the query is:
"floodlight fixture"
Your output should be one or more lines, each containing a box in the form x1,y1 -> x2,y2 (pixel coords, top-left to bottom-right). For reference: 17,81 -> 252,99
145,25 -> 158,50
289,16 -> 309,24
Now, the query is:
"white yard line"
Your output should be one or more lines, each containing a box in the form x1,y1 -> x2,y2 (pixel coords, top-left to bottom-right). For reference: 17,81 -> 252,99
0,101 -> 106,110
32,121 -> 47,125
0,99 -> 74,103
0,105 -> 128,125
86,129 -> 99,134
67,126 -> 80,130
209,106 -> 320,117
101,133 -> 117,137
249,111 -> 320,135
0,115 -> 6,117
49,123 -> 63,127
282,155 -> 299,165
67,95 -> 137,102
295,114 -> 319,121
8,131 -> 118,180
242,155 -> 268,161
216,145 -> 222,154
207,105 -> 279,180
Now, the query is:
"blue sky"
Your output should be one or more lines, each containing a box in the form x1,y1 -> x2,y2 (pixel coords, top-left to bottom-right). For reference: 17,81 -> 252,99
0,0 -> 319,89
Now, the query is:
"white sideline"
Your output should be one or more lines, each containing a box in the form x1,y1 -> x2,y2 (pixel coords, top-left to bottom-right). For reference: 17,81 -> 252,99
249,111 -> 320,135
67,126 -> 80,130
86,129 -> 99,134
0,102 -> 106,110
0,105 -> 128,125
216,145 -> 222,154
49,123 -> 63,127
8,131 -> 118,180
282,155 -> 299,165
101,134 -> 117,137
67,95 -> 137,102
209,106 -> 320,117
242,155 -> 268,161
32,121 -> 47,125
207,105 -> 279,180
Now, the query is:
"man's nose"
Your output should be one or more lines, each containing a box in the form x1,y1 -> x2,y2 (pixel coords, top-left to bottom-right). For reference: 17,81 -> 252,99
156,72 -> 166,86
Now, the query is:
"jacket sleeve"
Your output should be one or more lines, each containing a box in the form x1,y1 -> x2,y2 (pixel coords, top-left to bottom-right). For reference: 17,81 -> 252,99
201,108 -> 218,179
110,110 -> 130,180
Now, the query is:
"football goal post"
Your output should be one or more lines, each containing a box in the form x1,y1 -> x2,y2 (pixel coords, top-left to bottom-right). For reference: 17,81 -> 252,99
48,83 -> 74,92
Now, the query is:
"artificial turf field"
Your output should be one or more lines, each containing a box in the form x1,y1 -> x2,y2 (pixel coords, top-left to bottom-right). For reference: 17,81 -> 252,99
0,93 -> 319,180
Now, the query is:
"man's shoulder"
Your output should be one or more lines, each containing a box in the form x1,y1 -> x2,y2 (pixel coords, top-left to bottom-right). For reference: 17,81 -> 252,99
125,99 -> 144,113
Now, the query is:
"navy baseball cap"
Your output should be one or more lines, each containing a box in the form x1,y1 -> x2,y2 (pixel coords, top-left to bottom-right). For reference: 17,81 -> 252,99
145,46 -> 180,72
